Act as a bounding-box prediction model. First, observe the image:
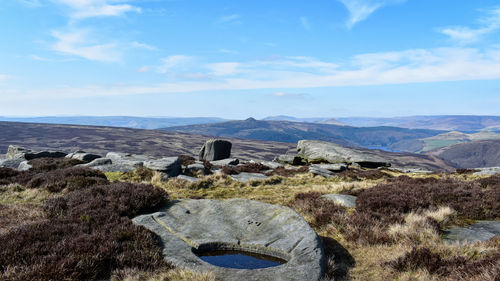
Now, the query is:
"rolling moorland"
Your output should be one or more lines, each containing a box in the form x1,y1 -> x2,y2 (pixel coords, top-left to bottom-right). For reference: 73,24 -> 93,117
0,139 -> 499,280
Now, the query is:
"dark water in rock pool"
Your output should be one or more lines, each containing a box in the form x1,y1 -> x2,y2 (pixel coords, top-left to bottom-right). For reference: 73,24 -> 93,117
197,250 -> 287,269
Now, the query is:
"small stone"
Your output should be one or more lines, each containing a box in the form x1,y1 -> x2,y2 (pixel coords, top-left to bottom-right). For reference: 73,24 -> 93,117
309,166 -> 333,178
321,194 -> 357,208
444,221 -> 500,243
230,172 -> 269,183
210,158 -> 239,166
311,163 -> 347,172
177,175 -> 200,183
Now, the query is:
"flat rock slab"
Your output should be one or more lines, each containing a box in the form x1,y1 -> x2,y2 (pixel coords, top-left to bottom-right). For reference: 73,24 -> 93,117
230,172 -> 269,183
297,140 -> 390,168
321,194 -> 357,208
444,221 -> 500,243
133,199 -> 325,281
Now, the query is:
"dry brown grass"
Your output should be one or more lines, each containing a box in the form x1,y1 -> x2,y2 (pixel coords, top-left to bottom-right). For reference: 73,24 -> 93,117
111,268 -> 217,281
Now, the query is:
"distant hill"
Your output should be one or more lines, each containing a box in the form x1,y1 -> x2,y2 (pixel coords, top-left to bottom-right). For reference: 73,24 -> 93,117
0,116 -> 228,130
262,115 -> 348,126
0,121 -> 293,161
162,118 -> 444,150
0,121 -> 454,171
427,139 -> 500,168
336,115 -> 500,132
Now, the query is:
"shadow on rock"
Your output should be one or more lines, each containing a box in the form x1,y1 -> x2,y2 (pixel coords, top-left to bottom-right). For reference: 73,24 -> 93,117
321,236 -> 355,281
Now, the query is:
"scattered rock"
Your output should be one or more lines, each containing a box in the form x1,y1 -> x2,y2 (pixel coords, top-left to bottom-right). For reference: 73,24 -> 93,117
309,166 -> 333,178
273,154 -> 304,165
184,163 -> 206,176
473,167 -> 500,176
79,158 -> 113,167
144,157 -> 181,178
133,199 -> 325,281
6,145 -> 31,159
210,158 -> 239,166
0,158 -> 24,169
321,194 -> 357,208
230,172 -> 269,183
444,221 -> 500,243
260,161 -> 284,169
67,152 -> 102,163
17,161 -> 32,171
311,163 -> 347,172
297,140 -> 391,168
390,167 -> 433,173
92,164 -> 137,173
199,139 -> 232,161
176,175 -> 200,183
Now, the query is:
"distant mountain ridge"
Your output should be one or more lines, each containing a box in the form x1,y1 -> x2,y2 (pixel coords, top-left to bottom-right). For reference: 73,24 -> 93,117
162,118 -> 444,151
263,115 -> 500,132
0,116 -> 228,130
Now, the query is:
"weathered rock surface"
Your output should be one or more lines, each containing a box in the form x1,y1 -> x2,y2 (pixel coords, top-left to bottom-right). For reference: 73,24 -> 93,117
273,154 -> 304,165
230,172 -> 269,183
311,164 -> 347,172
144,157 -> 181,178
185,163 -> 207,176
473,167 -> 500,176
210,158 -> 239,166
444,221 -> 500,243
17,161 -> 32,171
133,199 -> 325,281
79,158 -> 112,167
297,140 -> 390,168
66,152 -> 102,163
0,158 -> 25,169
260,161 -> 284,169
199,139 -> 232,161
6,145 -> 66,160
308,166 -> 333,178
321,194 -> 357,208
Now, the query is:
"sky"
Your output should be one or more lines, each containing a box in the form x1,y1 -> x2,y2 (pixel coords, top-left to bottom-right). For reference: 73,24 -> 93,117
1,0 -> 499,118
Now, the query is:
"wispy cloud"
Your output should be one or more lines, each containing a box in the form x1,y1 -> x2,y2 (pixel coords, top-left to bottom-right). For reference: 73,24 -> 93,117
338,0 -> 406,29
55,0 -> 141,20
439,7 -> 500,44
51,29 -> 121,62
10,46 -> 500,100
131,41 -> 158,51
300,17 -> 311,31
219,48 -> 239,54
271,92 -> 311,100
136,66 -> 150,73
215,14 -> 242,25
0,74 -> 9,83
157,55 -> 194,73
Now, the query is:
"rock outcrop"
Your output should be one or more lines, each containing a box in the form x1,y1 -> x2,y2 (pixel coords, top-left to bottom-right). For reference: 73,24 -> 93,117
199,139 -> 232,161
133,199 -> 325,281
6,145 -> 67,160
297,140 -> 391,168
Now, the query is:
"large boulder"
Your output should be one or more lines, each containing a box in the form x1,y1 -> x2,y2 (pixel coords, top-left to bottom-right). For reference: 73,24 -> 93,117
297,140 -> 391,168
133,199 -> 325,281
444,221 -> 500,243
199,139 -> 232,161
273,154 -> 304,165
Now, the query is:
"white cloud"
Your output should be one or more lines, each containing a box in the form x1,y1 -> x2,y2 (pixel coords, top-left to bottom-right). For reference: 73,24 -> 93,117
0,74 -> 9,83
51,29 -> 121,62
338,0 -> 406,28
7,46 -> 500,100
205,62 -> 241,76
157,55 -> 194,73
300,17 -> 311,31
136,66 -> 150,73
219,48 -> 239,54
55,0 -> 141,19
215,14 -> 242,25
271,92 -> 311,99
439,7 -> 500,44
131,41 -> 158,51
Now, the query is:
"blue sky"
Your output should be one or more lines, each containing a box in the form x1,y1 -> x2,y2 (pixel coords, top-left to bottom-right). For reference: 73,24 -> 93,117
1,0 -> 499,118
